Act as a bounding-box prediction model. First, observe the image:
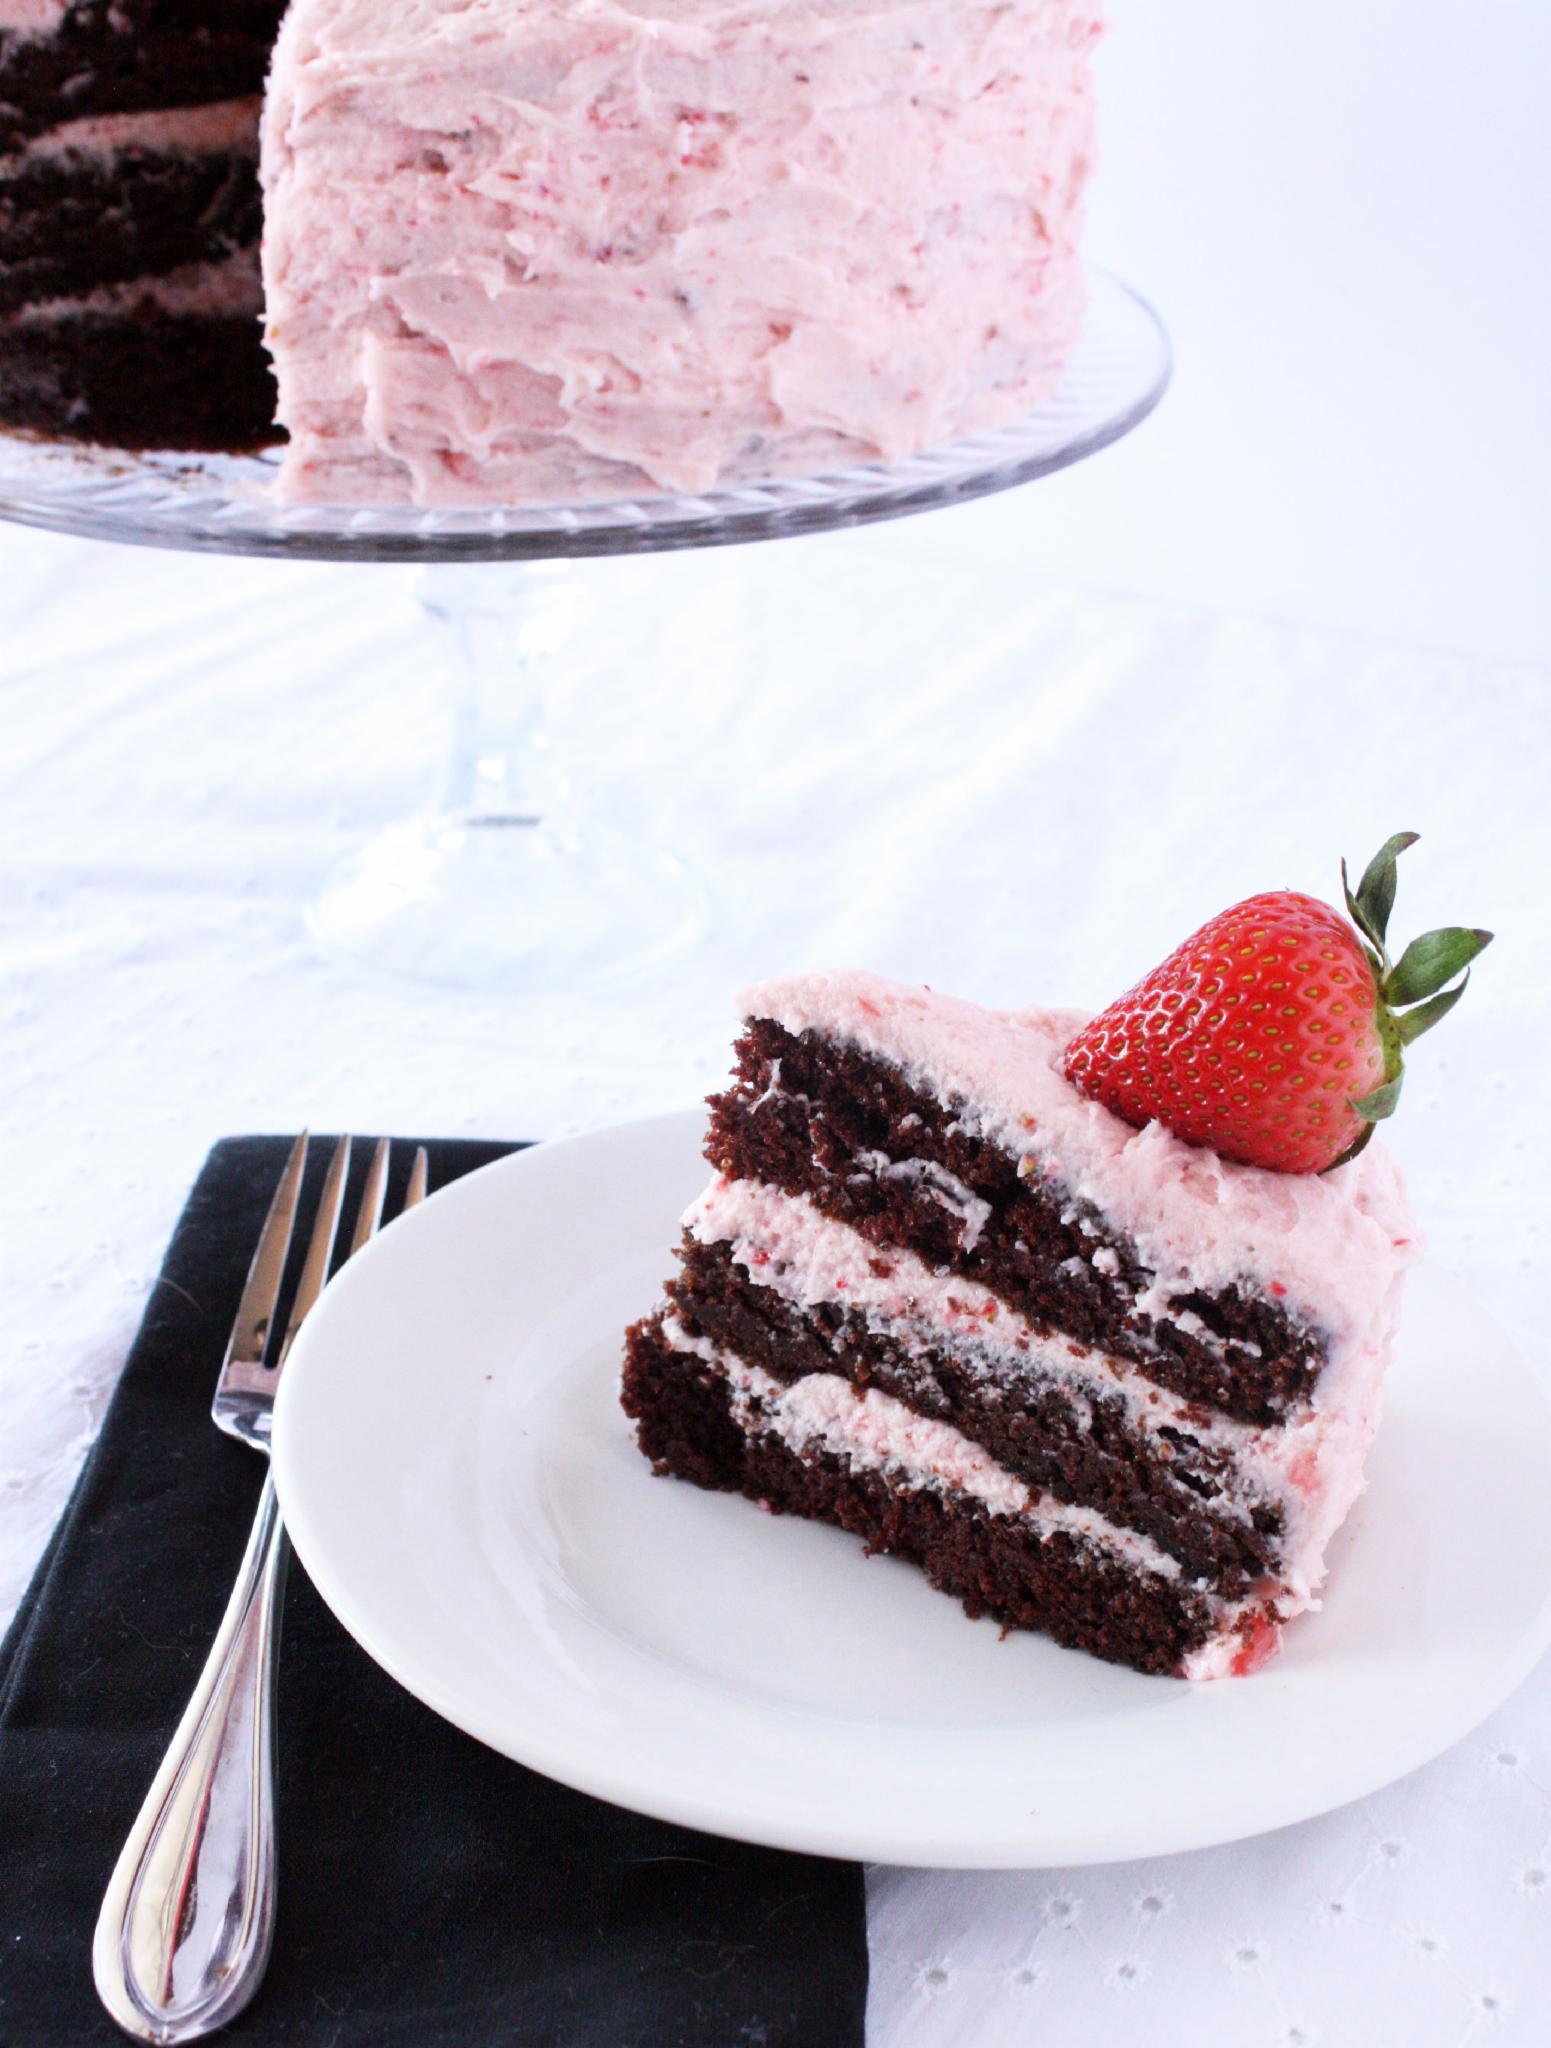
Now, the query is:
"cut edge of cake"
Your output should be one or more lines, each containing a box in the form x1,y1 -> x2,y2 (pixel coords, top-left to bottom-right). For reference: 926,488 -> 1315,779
0,2 -> 281,451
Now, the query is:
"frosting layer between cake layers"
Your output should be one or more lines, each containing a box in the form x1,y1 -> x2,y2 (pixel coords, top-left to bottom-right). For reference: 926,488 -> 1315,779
623,969 -> 1418,1679
261,0 -> 1102,506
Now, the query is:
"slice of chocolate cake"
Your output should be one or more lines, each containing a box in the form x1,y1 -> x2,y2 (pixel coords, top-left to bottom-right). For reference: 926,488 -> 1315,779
622,969 -> 1420,1679
0,3 -> 284,448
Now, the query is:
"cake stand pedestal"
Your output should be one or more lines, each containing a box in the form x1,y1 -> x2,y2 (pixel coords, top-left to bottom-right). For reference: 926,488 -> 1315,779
310,557 -> 709,988
0,266 -> 1170,992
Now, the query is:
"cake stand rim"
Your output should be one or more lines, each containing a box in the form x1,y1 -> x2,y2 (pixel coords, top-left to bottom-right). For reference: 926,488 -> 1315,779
0,265 -> 1171,566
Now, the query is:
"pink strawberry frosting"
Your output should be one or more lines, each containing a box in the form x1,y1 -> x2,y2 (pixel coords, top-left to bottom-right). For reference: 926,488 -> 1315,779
14,98 -> 260,162
260,0 -> 1102,506
0,3 -> 72,31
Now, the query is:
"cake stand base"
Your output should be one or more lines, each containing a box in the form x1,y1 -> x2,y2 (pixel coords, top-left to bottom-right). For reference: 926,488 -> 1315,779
308,813 -> 706,992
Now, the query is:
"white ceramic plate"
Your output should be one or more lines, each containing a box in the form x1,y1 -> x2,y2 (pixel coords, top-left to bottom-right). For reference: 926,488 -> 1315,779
272,1112 -> 1551,1869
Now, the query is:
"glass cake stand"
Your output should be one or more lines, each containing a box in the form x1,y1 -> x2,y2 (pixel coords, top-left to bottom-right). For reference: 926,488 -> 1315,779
0,266 -> 1170,989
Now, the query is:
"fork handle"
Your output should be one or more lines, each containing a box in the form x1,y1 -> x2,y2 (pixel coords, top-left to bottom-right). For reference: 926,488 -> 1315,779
93,1469 -> 289,2044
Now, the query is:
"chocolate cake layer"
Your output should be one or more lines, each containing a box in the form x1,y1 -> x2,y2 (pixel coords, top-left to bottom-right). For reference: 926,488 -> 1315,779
0,4 -> 285,151
622,1312 -> 1224,1677
707,1019 -> 1323,1426
0,137 -> 260,316
669,1236 -> 1284,1588
0,300 -> 276,448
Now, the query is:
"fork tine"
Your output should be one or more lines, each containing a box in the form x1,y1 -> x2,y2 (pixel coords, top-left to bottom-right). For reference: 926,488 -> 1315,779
347,1138 -> 391,1259
276,1136 -> 351,1365
223,1133 -> 308,1371
403,1146 -> 430,1210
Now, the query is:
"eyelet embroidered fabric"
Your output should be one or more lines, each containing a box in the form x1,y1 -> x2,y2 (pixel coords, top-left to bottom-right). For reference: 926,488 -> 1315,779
2,515 -> 1546,2047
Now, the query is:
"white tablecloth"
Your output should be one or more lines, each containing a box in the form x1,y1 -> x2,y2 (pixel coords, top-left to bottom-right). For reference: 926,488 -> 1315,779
3,510 -> 1548,2046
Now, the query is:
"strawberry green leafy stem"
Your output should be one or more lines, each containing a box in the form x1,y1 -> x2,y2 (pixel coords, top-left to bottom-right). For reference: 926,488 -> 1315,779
1330,832 -> 1493,1165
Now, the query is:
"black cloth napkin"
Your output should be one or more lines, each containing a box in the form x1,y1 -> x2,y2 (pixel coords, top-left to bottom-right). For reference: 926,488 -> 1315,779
0,1136 -> 868,2047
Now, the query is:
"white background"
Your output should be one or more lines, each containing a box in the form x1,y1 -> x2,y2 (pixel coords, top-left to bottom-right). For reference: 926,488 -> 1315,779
3,2 -> 1549,2043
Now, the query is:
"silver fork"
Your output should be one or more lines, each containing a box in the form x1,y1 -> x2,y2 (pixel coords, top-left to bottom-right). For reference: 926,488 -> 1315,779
92,1134 -> 429,2044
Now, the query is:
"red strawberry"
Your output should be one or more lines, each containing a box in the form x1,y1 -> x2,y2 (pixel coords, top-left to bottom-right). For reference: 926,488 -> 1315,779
1062,835 -> 1492,1173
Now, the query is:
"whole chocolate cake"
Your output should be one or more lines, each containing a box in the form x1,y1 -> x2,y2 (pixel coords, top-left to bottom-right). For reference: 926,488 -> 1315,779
0,0 -> 1103,503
